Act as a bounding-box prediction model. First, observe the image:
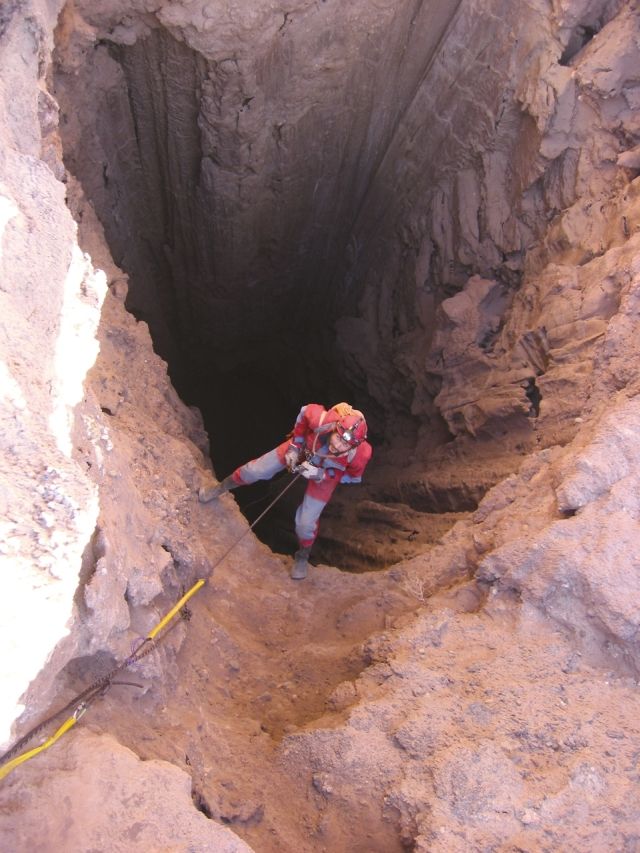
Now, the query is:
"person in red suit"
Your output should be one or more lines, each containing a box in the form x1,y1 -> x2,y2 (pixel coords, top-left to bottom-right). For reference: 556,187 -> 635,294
199,402 -> 372,579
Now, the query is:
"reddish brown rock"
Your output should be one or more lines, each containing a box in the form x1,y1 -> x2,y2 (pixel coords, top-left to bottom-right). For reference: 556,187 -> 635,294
1,2 -> 640,852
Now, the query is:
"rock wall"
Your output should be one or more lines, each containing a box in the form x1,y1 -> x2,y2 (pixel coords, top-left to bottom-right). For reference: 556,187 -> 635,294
353,0 -> 640,516
52,0 -> 469,409
1,2 -> 246,843
337,0 -> 635,437
0,0 -> 105,744
1,1 -> 640,851
51,0 -> 639,467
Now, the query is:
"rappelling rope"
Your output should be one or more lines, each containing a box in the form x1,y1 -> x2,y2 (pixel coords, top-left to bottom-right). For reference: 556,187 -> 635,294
0,472 -> 302,782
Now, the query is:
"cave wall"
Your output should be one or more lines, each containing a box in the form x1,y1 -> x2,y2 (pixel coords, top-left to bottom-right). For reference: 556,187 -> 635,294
53,0 -> 468,416
3,3 -> 638,740
1,6 -> 246,843
334,0 -> 635,441
0,0 -> 106,744
1,0 -> 638,742
2,1 -> 640,850
0,0 -> 213,746
52,0 -> 637,456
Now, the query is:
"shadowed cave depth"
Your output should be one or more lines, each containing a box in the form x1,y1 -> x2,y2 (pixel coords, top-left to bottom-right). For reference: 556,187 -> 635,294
52,6 -> 473,565
51,0 -> 620,567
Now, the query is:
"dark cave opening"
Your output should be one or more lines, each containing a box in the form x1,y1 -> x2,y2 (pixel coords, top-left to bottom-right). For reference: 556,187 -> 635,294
52,7 -> 489,565
52,0 -> 614,569
53,24 -> 396,562
112,29 -> 381,431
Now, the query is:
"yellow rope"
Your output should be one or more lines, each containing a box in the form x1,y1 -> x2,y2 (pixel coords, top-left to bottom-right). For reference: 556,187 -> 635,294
0,715 -> 79,781
147,579 -> 205,639
1,470 -> 299,782
0,578 -> 206,782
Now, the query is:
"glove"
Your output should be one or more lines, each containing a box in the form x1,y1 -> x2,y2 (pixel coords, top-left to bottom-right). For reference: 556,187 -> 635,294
285,444 -> 302,471
298,461 -> 324,482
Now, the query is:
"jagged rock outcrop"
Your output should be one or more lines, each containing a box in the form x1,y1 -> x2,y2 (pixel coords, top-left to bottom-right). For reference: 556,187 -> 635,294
0,730 -> 254,852
0,1 -> 105,744
338,0 -> 637,440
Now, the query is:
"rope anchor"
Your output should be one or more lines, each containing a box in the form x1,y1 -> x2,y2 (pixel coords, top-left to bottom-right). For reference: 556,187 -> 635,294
0,471 -> 301,782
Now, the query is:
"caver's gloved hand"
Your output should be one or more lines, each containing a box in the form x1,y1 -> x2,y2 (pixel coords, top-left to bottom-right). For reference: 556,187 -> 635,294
285,444 -> 303,471
298,461 -> 324,482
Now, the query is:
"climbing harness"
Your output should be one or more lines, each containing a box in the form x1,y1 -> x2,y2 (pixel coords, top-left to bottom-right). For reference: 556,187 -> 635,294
0,471 -> 302,782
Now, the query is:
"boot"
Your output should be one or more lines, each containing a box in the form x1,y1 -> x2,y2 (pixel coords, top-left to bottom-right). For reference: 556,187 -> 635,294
291,546 -> 311,580
198,475 -> 236,503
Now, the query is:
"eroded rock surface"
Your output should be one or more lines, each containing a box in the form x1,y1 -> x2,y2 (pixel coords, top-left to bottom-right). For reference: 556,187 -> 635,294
1,1 -> 640,852
0,730 -> 254,852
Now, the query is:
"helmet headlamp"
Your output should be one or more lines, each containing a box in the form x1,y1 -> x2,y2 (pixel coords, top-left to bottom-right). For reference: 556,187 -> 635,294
336,417 -> 364,446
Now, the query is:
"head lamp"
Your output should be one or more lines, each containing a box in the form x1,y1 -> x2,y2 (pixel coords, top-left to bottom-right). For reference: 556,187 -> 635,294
336,421 -> 361,446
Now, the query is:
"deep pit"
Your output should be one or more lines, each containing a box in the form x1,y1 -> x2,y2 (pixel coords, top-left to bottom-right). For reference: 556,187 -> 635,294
52,4 -> 480,561
50,0 -> 554,563
3,1 -> 640,851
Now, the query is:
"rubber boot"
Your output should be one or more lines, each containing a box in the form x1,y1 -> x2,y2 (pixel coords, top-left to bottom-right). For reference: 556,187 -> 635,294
198,475 -> 237,503
291,546 -> 311,580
